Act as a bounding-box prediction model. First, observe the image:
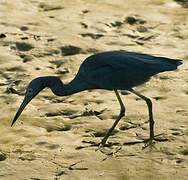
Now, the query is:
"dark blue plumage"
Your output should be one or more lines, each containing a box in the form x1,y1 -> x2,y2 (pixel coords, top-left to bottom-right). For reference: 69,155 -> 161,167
11,50 -> 182,146
77,51 -> 182,90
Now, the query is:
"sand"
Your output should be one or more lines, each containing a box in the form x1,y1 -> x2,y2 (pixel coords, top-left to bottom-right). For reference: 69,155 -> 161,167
0,0 -> 188,179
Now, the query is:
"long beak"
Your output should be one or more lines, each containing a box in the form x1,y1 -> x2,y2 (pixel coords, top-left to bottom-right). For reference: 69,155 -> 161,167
11,96 -> 32,127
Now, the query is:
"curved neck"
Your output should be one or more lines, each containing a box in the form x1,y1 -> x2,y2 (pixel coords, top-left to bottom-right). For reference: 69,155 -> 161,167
42,76 -> 66,96
44,76 -> 91,96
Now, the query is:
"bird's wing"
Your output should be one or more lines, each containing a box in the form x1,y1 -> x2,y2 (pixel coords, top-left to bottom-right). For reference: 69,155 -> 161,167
82,51 -> 181,73
78,52 -> 155,90
77,51 -> 182,90
119,51 -> 182,71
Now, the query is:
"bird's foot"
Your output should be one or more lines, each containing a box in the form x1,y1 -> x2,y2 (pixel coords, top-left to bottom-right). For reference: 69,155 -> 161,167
95,138 -> 120,152
143,135 -> 168,149
98,136 -> 109,148
99,139 -> 106,148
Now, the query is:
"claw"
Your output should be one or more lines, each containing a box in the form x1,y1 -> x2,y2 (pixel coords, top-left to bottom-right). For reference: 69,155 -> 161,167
142,136 -> 168,149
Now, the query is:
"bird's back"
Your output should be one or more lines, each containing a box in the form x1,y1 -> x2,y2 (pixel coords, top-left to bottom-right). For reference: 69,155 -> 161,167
83,51 -> 182,71
75,51 -> 182,90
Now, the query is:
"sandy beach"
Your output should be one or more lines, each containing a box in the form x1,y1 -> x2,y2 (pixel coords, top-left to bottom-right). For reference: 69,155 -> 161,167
0,0 -> 188,179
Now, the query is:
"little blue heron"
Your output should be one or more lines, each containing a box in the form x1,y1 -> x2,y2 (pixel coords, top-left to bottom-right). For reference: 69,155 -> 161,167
11,50 -> 182,146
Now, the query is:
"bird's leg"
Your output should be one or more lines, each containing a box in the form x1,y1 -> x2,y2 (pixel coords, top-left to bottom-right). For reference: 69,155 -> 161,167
129,89 -> 154,140
129,88 -> 167,146
100,90 -> 125,146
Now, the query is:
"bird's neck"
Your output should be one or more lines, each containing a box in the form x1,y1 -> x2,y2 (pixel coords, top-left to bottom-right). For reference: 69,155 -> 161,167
45,76 -> 91,96
44,76 -> 66,96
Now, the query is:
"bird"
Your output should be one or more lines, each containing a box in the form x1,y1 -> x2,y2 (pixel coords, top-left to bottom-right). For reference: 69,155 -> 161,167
11,50 -> 182,146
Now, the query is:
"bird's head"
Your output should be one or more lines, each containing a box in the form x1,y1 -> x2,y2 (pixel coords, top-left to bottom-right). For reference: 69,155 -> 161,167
11,77 -> 46,127
11,76 -> 65,126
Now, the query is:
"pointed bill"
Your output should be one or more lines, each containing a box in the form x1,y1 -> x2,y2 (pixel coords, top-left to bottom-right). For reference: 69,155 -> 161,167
11,96 -> 32,127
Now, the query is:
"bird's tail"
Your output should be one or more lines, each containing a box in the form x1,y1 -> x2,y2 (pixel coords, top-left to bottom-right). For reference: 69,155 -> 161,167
153,57 -> 183,73
176,60 -> 183,66
157,57 -> 183,71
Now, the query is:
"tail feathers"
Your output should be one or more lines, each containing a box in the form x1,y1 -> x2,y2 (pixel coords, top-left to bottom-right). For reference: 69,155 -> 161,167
156,58 -> 183,72
175,60 -> 183,66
